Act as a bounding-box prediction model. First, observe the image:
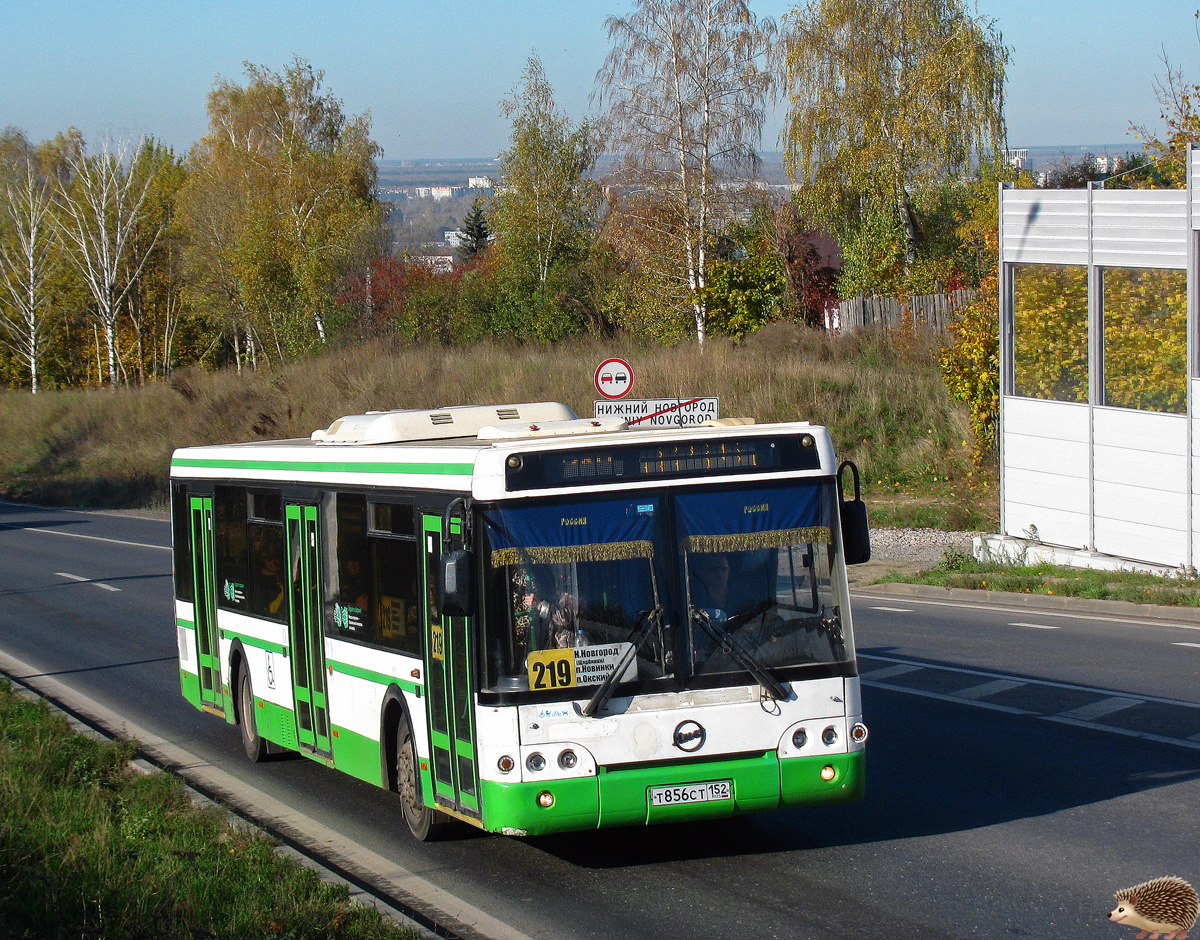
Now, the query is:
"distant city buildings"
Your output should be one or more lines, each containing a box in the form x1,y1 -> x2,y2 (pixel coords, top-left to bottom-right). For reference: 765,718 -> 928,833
1004,148 -> 1029,169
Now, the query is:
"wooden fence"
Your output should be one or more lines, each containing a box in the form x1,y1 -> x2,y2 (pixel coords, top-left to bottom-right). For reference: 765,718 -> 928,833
832,289 -> 975,334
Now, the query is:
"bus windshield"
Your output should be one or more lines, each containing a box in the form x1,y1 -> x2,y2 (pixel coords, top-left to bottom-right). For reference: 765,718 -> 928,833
480,479 -> 851,697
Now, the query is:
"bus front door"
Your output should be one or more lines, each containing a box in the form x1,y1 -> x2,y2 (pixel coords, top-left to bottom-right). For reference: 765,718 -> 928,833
420,514 -> 480,820
189,494 -> 223,714
285,503 -> 331,755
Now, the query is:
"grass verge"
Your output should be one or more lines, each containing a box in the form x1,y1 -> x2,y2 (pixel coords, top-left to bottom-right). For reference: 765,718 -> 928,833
884,550 -> 1200,607
0,680 -> 419,940
0,325 -> 996,530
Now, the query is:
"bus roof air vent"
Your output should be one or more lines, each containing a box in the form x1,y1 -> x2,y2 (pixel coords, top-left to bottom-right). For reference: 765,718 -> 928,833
477,417 -> 628,440
310,402 -> 578,444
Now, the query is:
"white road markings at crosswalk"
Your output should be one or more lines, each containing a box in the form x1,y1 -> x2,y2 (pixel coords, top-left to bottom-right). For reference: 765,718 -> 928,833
869,606 -> 914,613
1173,642 -> 1200,649
1008,622 -> 1060,630
55,572 -> 120,592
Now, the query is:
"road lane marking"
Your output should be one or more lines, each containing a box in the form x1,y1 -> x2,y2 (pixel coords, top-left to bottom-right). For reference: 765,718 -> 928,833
861,663 -> 921,681
953,678 -> 1026,700
858,653 -> 1200,710
1008,622 -> 1060,630
869,606 -> 914,612
1059,696 -> 1144,721
55,572 -> 120,592
850,591 -> 1200,631
1173,642 -> 1200,649
2,522 -> 169,552
862,678 -> 1034,715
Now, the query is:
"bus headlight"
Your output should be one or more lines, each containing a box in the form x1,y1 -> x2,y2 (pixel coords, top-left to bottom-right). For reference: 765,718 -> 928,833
850,722 -> 868,744
558,749 -> 578,769
791,728 -> 807,749
537,791 -> 555,807
820,765 -> 837,782
497,755 -> 515,774
526,752 -> 546,772
822,726 -> 838,746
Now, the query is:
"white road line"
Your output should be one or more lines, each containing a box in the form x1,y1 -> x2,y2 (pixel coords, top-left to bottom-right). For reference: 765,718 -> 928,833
1,522 -> 169,552
858,652 -> 1200,710
1008,622 -> 1060,630
869,606 -> 914,613
850,591 -> 1200,631
862,663 -> 922,681
1059,696 -> 1144,721
1173,642 -> 1200,649
861,678 -> 1035,715
953,678 -> 1026,700
55,572 -> 120,592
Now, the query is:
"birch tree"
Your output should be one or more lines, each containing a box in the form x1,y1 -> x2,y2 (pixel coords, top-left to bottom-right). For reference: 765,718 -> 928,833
56,137 -> 164,388
495,56 -> 597,287
180,58 -> 383,362
0,158 -> 58,392
595,0 -> 776,346
780,0 -> 1007,267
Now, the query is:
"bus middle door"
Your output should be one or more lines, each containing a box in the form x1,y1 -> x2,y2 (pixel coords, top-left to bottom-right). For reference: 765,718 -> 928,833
420,513 -> 480,820
285,502 -> 331,755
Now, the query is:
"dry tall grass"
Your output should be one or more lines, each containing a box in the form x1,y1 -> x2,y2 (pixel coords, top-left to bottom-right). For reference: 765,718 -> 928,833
0,325 -> 974,514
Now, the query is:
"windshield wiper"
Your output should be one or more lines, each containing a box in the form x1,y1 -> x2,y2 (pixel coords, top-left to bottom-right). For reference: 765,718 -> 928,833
691,608 -> 788,701
582,605 -> 664,718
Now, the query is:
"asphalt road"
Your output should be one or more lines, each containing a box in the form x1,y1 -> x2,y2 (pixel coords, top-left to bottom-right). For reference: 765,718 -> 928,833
1,501 -> 1197,940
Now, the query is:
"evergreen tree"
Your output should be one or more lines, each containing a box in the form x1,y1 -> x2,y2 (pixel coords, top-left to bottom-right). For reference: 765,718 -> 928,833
458,197 -> 490,262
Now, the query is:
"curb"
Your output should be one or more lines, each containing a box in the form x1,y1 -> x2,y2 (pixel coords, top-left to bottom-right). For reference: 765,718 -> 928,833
854,581 -> 1200,625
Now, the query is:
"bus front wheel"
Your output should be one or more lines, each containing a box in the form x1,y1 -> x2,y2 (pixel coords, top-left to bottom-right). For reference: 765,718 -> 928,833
396,718 -> 451,841
238,667 -> 268,763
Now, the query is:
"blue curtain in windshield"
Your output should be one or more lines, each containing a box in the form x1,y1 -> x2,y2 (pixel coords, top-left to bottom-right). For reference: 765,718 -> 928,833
483,496 -> 661,566
674,483 -> 831,552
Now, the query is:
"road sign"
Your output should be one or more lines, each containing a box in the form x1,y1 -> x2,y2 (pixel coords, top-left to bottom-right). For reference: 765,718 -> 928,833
594,397 -> 719,427
594,358 -> 634,399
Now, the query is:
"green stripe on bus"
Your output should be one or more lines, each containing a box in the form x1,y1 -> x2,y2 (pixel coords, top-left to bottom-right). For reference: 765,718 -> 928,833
171,457 -> 474,476
221,628 -> 288,656
177,618 -> 195,629
328,658 -> 422,697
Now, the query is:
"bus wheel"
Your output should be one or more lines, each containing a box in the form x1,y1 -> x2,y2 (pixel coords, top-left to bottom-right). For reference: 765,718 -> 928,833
396,718 -> 451,841
238,668 -> 268,763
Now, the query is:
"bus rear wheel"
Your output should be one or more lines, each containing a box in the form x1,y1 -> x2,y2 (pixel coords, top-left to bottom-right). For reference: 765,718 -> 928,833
238,668 -> 268,763
396,718 -> 451,841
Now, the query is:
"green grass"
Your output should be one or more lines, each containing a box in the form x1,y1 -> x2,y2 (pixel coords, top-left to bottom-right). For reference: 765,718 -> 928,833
0,325 -> 994,530
0,681 -> 419,940
884,550 -> 1200,607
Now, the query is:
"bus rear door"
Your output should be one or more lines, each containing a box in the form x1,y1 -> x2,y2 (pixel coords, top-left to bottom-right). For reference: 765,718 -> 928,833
189,494 -> 224,715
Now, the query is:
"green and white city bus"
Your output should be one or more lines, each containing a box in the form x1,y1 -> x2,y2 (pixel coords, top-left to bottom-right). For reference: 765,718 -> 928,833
171,402 -> 871,839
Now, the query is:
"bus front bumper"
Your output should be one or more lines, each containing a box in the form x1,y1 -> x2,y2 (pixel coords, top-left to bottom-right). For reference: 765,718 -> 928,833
479,750 -> 864,836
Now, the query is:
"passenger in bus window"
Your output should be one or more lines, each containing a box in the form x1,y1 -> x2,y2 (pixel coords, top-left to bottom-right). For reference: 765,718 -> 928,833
251,545 -> 285,616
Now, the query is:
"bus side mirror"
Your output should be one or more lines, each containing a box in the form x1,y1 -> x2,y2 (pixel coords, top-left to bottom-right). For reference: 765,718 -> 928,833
439,549 -> 475,617
838,461 -> 871,565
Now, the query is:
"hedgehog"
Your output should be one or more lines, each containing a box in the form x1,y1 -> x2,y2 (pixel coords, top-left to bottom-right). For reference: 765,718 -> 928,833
1108,876 -> 1198,940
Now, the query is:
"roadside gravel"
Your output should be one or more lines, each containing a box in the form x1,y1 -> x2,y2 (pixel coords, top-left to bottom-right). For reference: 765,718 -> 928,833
849,526 -> 977,585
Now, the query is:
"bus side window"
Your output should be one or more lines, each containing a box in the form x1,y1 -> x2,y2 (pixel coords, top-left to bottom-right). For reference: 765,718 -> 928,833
332,493 -> 370,638
172,482 -> 193,603
245,515 -> 286,621
214,486 -> 248,610
371,537 -> 420,655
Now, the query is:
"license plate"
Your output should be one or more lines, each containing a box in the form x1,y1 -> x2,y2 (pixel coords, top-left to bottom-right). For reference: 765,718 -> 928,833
648,779 -> 732,806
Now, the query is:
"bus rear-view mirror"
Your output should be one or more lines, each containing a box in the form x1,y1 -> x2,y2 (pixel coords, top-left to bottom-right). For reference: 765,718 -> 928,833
440,549 -> 476,617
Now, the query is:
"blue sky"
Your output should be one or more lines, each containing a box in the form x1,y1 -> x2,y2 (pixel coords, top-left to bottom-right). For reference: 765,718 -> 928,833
1,1 -> 1198,160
